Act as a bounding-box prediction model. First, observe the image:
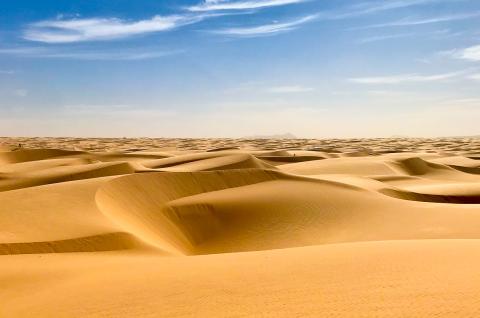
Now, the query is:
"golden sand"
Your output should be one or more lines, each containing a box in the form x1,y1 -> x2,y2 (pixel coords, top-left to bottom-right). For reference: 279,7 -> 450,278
1,137 -> 479,317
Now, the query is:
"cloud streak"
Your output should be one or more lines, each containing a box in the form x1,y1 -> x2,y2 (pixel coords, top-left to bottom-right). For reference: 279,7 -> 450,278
187,0 -> 306,12
24,14 -> 204,43
357,29 -> 456,44
189,0 -> 439,16
350,0 -> 435,13
357,11 -> 480,29
357,33 -> 415,44
452,44 -> 480,61
0,46 -> 181,60
349,71 -> 466,84
211,15 -> 316,36
330,0 -> 437,19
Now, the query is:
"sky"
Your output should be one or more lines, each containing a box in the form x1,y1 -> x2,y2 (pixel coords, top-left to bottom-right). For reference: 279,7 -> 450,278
0,0 -> 479,138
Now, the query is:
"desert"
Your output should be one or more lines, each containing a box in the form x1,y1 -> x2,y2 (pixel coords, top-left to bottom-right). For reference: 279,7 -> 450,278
1,137 -> 480,317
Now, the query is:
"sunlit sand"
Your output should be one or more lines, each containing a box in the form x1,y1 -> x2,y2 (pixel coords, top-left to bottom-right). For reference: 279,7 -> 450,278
1,137 -> 480,317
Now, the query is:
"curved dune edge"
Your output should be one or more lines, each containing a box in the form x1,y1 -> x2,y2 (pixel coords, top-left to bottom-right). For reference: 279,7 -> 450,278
279,155 -> 480,204
279,155 -> 477,177
304,174 -> 480,204
379,188 -> 480,204
95,169 -> 366,255
96,168 -> 480,256
95,169 -> 284,255
448,165 -> 480,174
144,153 -> 275,171
2,149 -> 480,193
0,161 -> 138,192
386,157 -> 452,175
0,232 -> 151,255
0,149 -> 85,164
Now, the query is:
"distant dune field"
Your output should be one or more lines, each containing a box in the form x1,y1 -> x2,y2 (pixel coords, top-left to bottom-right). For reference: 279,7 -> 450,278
1,137 -> 480,317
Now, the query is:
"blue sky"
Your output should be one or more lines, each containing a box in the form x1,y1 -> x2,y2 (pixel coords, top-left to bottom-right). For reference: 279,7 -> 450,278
1,0 -> 479,137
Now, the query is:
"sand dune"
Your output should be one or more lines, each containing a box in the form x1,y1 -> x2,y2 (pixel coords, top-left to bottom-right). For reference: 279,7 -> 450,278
1,137 -> 480,317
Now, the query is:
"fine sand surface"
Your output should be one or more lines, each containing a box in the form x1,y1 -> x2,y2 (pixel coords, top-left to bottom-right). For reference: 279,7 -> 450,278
1,137 -> 480,317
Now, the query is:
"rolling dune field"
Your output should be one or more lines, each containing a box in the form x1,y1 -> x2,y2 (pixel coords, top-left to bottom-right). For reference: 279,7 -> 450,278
1,137 -> 480,317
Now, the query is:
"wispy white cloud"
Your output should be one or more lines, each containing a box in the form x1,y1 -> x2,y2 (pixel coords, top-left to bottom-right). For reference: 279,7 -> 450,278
357,33 -> 415,43
0,46 -> 181,60
37,50 -> 180,60
24,14 -> 204,43
187,0 -> 306,12
330,0 -> 437,19
357,12 -> 480,29
357,29 -> 458,44
0,70 -> 15,75
349,70 -> 466,84
468,73 -> 480,80
450,44 -> 480,61
351,0 -> 435,13
267,85 -> 314,93
211,15 -> 316,36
